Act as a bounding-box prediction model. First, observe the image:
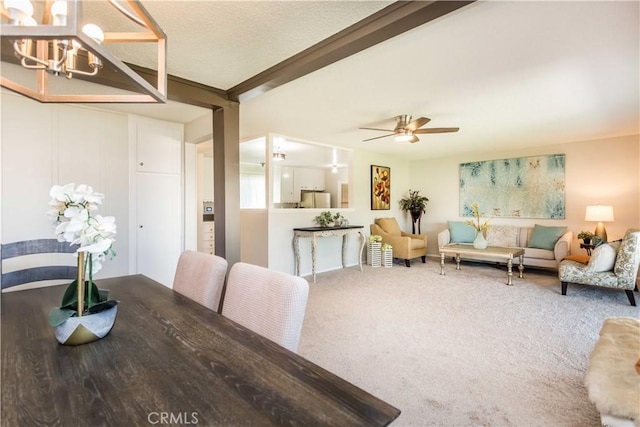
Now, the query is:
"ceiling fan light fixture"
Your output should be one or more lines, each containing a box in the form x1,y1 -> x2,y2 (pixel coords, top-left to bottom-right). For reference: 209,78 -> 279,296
394,131 -> 413,142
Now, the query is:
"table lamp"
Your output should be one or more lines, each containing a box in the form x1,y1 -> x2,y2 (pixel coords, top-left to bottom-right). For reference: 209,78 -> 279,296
585,205 -> 614,242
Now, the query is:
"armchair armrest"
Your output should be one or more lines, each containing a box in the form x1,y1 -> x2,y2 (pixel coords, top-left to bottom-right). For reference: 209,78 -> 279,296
554,230 -> 573,262
437,229 -> 451,248
401,231 -> 427,246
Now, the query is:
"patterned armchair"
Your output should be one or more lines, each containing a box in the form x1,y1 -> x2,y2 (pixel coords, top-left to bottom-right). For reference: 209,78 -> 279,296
559,229 -> 640,306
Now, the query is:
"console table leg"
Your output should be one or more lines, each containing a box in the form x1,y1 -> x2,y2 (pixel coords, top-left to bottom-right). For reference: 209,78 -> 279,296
518,255 -> 524,279
341,235 -> 347,268
311,235 -> 317,283
506,257 -> 514,286
440,252 -> 445,275
358,231 -> 365,272
293,236 -> 300,276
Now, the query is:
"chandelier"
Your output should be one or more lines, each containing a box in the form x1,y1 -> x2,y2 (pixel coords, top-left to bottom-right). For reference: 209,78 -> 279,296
0,0 -> 166,103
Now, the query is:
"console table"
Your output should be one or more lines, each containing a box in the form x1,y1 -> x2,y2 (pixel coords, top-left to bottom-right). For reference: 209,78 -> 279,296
293,226 -> 365,283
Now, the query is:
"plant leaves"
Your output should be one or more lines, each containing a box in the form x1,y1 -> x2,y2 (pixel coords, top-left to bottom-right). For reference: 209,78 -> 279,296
87,300 -> 118,315
48,307 -> 76,327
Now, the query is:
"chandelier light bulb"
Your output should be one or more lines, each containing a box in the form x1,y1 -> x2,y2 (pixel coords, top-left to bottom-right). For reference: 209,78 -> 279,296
82,23 -> 104,44
4,0 -> 34,23
51,1 -> 68,26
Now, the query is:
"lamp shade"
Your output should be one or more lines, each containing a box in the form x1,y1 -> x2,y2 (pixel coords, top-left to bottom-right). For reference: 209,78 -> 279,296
585,205 -> 614,222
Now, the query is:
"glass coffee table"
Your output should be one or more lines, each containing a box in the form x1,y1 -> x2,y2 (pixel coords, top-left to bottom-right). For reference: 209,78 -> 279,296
439,244 -> 525,286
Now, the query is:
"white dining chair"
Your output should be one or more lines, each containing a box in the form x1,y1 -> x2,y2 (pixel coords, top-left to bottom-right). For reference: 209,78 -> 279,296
221,262 -> 309,352
173,250 -> 228,312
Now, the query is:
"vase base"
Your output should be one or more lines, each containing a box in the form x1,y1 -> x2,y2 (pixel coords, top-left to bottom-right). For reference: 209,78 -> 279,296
54,305 -> 118,346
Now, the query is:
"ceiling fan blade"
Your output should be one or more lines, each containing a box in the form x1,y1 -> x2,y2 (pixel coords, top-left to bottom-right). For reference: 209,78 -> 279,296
413,127 -> 460,134
409,135 -> 420,143
359,127 -> 395,132
362,133 -> 395,142
405,117 -> 431,131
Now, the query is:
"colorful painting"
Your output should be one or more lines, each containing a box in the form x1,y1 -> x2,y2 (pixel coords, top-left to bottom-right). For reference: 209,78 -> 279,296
460,154 -> 565,218
371,165 -> 390,210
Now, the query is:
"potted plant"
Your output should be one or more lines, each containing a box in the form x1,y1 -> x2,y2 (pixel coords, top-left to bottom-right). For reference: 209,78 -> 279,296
399,190 -> 429,234
47,183 -> 119,346
578,230 -> 594,244
314,211 -> 335,227
464,202 -> 491,249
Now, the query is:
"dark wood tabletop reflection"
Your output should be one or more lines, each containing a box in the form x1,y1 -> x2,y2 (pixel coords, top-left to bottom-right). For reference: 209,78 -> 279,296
1,274 -> 400,426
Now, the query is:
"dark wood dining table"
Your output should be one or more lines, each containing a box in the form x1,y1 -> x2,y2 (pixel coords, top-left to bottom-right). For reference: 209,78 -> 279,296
1,274 -> 400,426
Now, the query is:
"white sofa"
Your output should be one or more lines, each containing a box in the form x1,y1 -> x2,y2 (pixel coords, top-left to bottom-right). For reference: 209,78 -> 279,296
438,224 -> 573,270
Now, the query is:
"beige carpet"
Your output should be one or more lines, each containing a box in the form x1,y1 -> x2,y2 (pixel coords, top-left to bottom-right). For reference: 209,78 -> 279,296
296,259 -> 640,426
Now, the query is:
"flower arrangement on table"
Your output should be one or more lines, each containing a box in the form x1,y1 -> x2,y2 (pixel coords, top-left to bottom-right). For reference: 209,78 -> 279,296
577,230 -> 594,244
314,211 -> 346,228
464,202 -> 491,236
47,183 -> 118,328
381,243 -> 393,251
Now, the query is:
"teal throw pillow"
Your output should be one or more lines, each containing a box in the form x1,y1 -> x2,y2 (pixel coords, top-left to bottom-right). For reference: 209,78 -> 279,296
448,221 -> 476,243
527,224 -> 567,250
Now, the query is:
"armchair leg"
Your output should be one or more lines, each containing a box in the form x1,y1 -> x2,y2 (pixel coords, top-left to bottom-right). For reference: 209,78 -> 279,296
405,259 -> 411,267
421,256 -> 426,263
625,290 -> 636,306
561,282 -> 568,296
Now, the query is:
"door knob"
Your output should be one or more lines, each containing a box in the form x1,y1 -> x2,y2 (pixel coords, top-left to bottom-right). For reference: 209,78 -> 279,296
139,225 -> 143,229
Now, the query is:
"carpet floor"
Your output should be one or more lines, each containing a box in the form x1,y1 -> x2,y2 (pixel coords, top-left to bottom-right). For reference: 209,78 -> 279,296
296,258 -> 640,427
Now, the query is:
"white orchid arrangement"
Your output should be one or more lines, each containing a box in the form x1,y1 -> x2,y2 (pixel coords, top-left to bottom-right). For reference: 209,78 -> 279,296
48,183 -> 117,273
47,183 -> 118,326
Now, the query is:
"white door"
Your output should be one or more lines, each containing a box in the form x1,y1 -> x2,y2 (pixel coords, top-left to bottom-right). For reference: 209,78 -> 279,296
131,117 -> 183,287
136,173 -> 181,286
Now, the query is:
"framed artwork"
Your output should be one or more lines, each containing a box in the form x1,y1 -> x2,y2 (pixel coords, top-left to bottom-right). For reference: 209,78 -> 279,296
459,154 -> 566,218
371,165 -> 391,210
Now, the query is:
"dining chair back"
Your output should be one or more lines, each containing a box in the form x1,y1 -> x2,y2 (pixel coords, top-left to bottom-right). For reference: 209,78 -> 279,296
222,262 -> 309,352
1,239 -> 77,290
173,250 -> 228,312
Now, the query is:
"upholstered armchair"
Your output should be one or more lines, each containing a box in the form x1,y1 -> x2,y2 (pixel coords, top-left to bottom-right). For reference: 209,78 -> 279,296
370,217 -> 427,267
559,229 -> 640,306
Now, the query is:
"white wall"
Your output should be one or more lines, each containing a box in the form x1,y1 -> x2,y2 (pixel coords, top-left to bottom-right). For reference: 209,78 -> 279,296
411,134 -> 640,256
1,92 -> 130,280
265,150 -> 412,276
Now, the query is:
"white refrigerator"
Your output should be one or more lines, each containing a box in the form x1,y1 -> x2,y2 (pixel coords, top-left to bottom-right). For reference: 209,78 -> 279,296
300,191 -> 331,208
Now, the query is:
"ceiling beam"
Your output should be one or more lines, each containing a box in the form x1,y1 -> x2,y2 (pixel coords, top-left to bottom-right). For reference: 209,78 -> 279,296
227,0 -> 475,103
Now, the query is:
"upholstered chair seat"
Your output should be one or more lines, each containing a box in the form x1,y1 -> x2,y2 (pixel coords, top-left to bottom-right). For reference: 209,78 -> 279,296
559,229 -> 640,306
370,217 -> 427,267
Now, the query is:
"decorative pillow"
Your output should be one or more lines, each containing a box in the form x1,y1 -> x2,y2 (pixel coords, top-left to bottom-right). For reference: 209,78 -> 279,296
448,221 -> 476,243
527,225 -> 567,250
486,225 -> 519,247
587,243 -> 617,272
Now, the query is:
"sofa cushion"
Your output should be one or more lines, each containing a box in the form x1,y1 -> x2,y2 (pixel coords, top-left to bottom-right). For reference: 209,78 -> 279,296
525,247 -> 556,261
376,218 -> 402,236
528,224 -> 567,250
588,243 -> 617,273
448,221 -> 476,243
486,225 -> 519,247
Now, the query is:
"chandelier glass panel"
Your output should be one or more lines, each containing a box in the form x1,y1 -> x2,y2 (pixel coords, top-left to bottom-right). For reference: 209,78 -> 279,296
0,0 -> 166,103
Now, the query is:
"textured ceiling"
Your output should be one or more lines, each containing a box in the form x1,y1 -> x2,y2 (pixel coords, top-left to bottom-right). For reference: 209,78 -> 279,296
98,0 -> 393,90
81,1 -> 638,161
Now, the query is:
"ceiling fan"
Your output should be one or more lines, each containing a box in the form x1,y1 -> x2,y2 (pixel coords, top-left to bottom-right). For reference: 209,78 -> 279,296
360,114 -> 459,143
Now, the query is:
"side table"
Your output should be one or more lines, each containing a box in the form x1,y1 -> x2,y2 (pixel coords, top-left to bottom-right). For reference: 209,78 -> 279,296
580,243 -> 595,256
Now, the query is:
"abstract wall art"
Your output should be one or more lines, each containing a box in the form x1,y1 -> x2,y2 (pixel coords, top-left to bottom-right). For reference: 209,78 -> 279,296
459,154 -> 565,219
